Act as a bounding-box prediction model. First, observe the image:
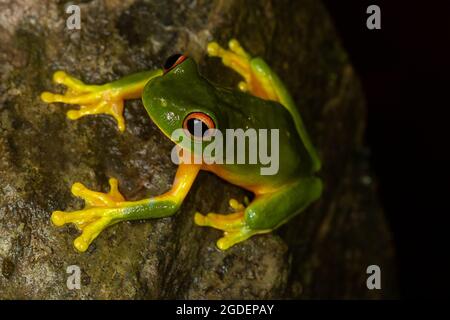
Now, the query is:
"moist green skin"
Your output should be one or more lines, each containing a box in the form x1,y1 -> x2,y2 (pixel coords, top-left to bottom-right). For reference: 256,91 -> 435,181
143,60 -> 314,188
142,58 -> 322,230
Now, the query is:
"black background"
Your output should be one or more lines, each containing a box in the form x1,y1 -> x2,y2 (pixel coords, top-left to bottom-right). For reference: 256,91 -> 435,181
322,1 -> 450,298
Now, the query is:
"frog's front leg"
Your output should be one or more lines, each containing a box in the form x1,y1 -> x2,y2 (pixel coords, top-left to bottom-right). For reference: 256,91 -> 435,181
41,69 -> 163,131
195,177 -> 322,250
53,163 -> 200,252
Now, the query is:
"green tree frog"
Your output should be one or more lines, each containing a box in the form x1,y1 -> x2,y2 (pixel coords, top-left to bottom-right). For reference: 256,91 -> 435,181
41,39 -> 322,252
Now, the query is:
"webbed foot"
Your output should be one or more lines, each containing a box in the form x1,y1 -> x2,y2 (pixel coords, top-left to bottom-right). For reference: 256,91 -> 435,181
194,197 -> 269,250
52,178 -> 127,252
41,71 -> 127,131
207,39 -> 277,101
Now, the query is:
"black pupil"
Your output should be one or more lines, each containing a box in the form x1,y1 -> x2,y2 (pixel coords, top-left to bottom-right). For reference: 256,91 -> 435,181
164,53 -> 183,70
187,118 -> 209,138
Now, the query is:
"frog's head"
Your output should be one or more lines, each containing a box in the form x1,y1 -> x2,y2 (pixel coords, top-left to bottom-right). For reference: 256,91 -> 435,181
142,54 -> 226,157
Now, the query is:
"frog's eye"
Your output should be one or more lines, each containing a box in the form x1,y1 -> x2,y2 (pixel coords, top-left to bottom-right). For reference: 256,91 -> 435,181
183,112 -> 215,140
163,54 -> 187,74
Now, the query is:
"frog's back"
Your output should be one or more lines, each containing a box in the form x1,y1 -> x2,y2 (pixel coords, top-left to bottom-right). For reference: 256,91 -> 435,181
205,87 -> 315,192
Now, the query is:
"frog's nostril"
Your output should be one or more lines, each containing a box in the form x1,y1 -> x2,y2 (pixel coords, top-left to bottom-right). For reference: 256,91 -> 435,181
163,54 -> 187,74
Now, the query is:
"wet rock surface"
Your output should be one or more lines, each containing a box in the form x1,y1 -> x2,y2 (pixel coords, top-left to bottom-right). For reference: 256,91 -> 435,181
0,0 -> 397,298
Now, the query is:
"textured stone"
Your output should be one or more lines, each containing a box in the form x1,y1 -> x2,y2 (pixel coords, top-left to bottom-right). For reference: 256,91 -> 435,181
0,0 -> 396,299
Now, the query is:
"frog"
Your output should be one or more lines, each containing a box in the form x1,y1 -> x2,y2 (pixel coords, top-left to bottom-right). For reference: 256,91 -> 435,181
40,39 -> 323,253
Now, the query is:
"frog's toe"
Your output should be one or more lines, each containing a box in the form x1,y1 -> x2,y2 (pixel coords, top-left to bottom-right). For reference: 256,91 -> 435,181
216,228 -> 253,250
228,39 -> 250,59
51,205 -> 123,252
228,198 -> 246,211
66,99 -> 126,132
40,90 -> 101,105
52,70 -> 100,93
207,40 -> 251,83
216,227 -> 271,250
70,178 -> 126,207
195,197 -> 247,230
194,211 -> 245,230
238,81 -> 248,92
73,215 -> 114,252
41,71 -> 100,103
206,41 -> 221,57
51,207 -> 104,228
51,210 -> 71,227
207,39 -> 250,61
193,212 -> 207,226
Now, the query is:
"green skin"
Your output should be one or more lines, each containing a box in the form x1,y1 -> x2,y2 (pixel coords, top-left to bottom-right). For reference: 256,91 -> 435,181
137,58 -> 322,230
43,47 -> 323,251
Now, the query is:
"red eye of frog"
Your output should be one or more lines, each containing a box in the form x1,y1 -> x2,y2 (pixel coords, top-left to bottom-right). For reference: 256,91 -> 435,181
183,112 -> 216,140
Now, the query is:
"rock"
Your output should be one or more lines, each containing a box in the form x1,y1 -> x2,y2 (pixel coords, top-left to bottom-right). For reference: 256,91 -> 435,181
0,0 -> 397,298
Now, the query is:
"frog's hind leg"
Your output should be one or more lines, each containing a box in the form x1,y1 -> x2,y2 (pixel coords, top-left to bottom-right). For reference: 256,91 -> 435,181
195,177 -> 322,250
208,39 -> 322,172
194,198 -> 270,250
207,39 -> 279,101
194,198 -> 246,231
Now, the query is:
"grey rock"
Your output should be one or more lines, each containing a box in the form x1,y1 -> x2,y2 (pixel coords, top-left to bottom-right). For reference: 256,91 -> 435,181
0,0 -> 397,299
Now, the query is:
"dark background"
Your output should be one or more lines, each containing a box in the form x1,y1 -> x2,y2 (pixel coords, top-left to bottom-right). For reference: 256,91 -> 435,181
322,0 -> 450,298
